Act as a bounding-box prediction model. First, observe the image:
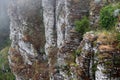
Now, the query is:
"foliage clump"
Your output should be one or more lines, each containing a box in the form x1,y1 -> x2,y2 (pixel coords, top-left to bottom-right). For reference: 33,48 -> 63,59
99,4 -> 120,30
0,47 -> 15,80
75,16 -> 90,35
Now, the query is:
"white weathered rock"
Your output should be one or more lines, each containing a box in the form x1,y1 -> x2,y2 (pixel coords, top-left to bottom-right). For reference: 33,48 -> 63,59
9,0 -> 120,80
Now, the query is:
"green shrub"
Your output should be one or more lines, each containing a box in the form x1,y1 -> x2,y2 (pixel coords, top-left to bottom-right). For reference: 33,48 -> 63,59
75,49 -> 81,56
116,33 -> 120,41
0,47 -> 15,80
99,5 -> 118,30
75,16 -> 90,35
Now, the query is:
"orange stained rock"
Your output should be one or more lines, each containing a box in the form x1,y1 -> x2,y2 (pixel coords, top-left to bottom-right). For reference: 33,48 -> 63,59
22,35 -> 31,42
99,45 -> 115,52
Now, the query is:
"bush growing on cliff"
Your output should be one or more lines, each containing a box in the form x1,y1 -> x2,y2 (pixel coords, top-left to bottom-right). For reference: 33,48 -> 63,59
0,39 -> 15,80
75,16 -> 90,35
99,4 -> 119,30
0,47 -> 15,80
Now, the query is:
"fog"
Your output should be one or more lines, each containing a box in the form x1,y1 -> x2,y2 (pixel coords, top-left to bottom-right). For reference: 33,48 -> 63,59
0,0 -> 10,49
0,0 -> 10,29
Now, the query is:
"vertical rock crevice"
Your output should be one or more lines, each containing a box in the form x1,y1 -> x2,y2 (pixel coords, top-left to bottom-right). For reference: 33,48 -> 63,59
8,0 -> 96,79
8,0 -> 49,80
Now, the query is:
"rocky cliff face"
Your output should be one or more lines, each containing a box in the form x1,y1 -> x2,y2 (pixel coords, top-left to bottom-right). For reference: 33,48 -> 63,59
43,0 -> 90,79
8,0 -> 120,80
76,31 -> 120,80
8,0 -> 48,79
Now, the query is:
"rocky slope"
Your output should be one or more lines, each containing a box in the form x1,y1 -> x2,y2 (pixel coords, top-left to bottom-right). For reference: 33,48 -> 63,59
8,0 -> 120,80
76,31 -> 120,80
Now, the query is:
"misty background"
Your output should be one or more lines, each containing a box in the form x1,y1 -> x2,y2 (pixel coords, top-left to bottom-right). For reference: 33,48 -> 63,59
0,1 -> 15,79
0,0 -> 10,50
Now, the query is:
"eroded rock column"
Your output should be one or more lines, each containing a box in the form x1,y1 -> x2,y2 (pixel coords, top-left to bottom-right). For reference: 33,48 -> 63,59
42,0 -> 58,79
8,0 -> 48,80
55,0 -> 90,79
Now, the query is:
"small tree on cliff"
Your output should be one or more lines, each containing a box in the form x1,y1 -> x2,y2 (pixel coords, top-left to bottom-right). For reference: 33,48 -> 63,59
75,16 -> 90,35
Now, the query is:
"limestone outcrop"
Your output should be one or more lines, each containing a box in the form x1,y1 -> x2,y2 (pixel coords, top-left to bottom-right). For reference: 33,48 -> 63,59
8,0 -> 120,80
